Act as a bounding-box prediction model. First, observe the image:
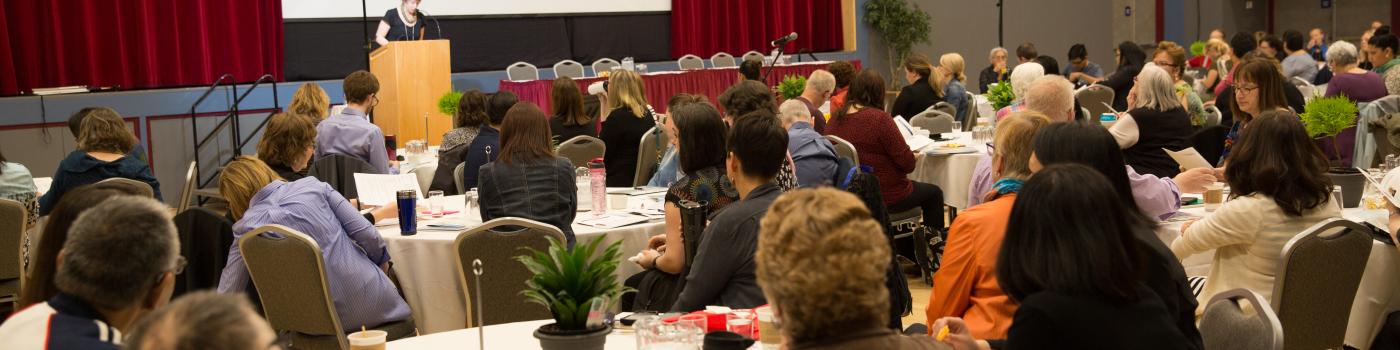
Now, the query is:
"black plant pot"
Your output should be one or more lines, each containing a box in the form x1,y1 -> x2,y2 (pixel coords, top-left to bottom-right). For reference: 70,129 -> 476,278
534,323 -> 610,350
1326,167 -> 1364,209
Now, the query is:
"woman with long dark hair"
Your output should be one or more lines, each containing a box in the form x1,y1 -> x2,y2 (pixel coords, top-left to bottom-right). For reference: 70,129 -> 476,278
549,77 -> 595,141
1097,41 -> 1148,110
934,164 -> 1192,349
1174,111 -> 1339,314
477,102 -> 579,247
1029,122 -> 1204,348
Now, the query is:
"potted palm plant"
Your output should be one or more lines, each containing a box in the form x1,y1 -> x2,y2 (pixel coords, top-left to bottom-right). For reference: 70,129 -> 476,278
518,237 -> 631,350
864,0 -> 931,89
1301,95 -> 1361,207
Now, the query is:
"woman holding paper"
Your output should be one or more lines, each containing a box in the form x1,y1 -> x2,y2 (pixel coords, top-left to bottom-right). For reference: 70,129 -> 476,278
216,157 -> 415,339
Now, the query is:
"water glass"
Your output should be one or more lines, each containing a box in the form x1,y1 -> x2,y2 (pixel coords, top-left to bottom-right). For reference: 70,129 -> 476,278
463,189 -> 479,216
678,314 -> 709,333
427,190 -> 445,218
951,120 -> 963,133
727,310 -> 755,339
636,315 -> 702,350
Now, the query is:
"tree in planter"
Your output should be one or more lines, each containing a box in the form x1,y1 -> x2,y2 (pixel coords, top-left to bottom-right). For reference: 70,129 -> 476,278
864,0 -> 932,89
1300,95 -> 1358,167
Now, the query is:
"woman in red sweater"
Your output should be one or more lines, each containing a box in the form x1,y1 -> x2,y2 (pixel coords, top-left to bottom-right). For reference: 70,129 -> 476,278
827,70 -> 945,232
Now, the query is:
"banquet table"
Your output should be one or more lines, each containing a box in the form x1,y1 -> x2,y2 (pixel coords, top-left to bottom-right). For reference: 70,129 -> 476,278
910,131 -> 988,209
1159,204 -> 1400,349
387,319 -> 644,350
378,192 -> 665,334
498,60 -> 860,115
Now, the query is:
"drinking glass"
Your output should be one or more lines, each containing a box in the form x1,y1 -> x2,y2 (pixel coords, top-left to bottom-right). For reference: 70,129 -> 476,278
636,316 -> 702,350
951,120 -> 962,133
678,314 -> 709,333
727,310 -> 755,339
427,190 -> 445,218
463,189 -> 479,217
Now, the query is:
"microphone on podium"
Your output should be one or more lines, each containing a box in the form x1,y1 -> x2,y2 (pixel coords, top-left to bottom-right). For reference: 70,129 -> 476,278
770,32 -> 798,47
417,9 -> 443,40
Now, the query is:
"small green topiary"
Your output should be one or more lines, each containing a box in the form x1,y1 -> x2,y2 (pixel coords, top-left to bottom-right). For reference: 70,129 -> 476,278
1300,95 -> 1358,164
438,90 -> 463,116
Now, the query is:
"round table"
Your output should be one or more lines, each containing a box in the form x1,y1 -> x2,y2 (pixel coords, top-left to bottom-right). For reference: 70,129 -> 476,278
378,193 -> 664,334
910,131 -> 988,209
387,319 -> 644,350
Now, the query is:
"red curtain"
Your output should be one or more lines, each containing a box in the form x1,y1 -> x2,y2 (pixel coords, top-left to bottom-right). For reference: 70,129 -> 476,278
0,0 -> 283,96
671,0 -> 844,59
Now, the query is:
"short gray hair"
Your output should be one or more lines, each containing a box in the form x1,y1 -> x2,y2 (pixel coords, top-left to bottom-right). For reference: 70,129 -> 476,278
778,99 -> 812,126
989,47 -> 1007,62
805,70 -> 835,94
56,195 -> 178,310
126,291 -> 271,350
1326,40 -> 1359,66
1023,75 -> 1075,122
1009,62 -> 1045,100
1132,64 -> 1183,111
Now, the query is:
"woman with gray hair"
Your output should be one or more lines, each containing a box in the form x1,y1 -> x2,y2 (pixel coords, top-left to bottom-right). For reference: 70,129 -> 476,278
1108,64 -> 1193,178
978,47 -> 1010,93
1323,40 -> 1388,103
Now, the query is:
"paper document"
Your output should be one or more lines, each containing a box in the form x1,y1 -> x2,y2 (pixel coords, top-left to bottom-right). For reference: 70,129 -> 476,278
577,213 -> 650,229
353,173 -> 423,206
32,177 -> 52,195
1164,148 -> 1213,170
893,116 -> 936,151
606,187 -> 668,196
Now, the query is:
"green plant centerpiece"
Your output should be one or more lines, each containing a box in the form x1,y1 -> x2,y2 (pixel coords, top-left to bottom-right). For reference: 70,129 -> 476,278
1301,95 -> 1359,166
778,75 -> 807,100
518,236 -> 631,350
1301,95 -> 1362,207
1189,41 -> 1206,57
438,90 -> 463,116
864,0 -> 931,89
986,80 -> 1015,110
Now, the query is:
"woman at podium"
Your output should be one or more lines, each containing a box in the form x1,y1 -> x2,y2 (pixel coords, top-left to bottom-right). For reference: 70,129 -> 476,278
375,0 -> 426,46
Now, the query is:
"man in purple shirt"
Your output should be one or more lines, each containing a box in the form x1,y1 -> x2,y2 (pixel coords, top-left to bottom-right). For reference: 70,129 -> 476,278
316,70 -> 391,174
793,69 -> 835,134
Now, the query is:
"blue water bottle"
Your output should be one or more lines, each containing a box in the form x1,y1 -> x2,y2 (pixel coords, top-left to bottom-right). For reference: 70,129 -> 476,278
397,190 -> 417,236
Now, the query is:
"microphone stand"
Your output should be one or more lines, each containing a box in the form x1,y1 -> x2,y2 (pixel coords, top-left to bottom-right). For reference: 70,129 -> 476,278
362,0 -> 370,70
762,46 -> 786,83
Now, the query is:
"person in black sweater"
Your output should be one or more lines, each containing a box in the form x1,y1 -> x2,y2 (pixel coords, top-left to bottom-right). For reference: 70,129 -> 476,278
1112,65 -> 1192,178
933,164 -> 1196,350
1098,41 -> 1147,111
460,91 -> 512,191
598,70 -> 656,187
548,77 -> 596,142
890,53 -> 945,120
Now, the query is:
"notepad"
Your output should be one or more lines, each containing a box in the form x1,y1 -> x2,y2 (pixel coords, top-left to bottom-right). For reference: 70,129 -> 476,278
353,173 -> 423,206
1164,147 -> 1213,170
577,213 -> 650,229
1362,170 -> 1400,208
894,116 -> 936,151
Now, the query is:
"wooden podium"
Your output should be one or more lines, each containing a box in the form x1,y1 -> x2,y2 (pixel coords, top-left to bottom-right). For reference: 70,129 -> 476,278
369,40 -> 453,145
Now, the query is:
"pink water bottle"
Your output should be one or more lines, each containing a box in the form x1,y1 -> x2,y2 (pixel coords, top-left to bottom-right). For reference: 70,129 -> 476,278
588,158 -> 607,213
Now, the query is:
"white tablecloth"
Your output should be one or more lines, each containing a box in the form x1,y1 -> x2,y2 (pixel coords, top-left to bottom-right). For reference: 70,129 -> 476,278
1158,205 -> 1400,349
910,132 -> 988,209
379,193 -> 663,334
388,320 -> 641,350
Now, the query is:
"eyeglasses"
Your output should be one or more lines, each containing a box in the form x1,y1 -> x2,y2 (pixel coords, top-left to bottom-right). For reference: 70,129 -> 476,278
1232,83 -> 1259,93
171,256 -> 187,275
1154,61 -> 1176,68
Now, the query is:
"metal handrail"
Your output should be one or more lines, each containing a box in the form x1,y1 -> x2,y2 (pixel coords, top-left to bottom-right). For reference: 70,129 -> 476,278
235,75 -> 280,149
189,74 -> 237,188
